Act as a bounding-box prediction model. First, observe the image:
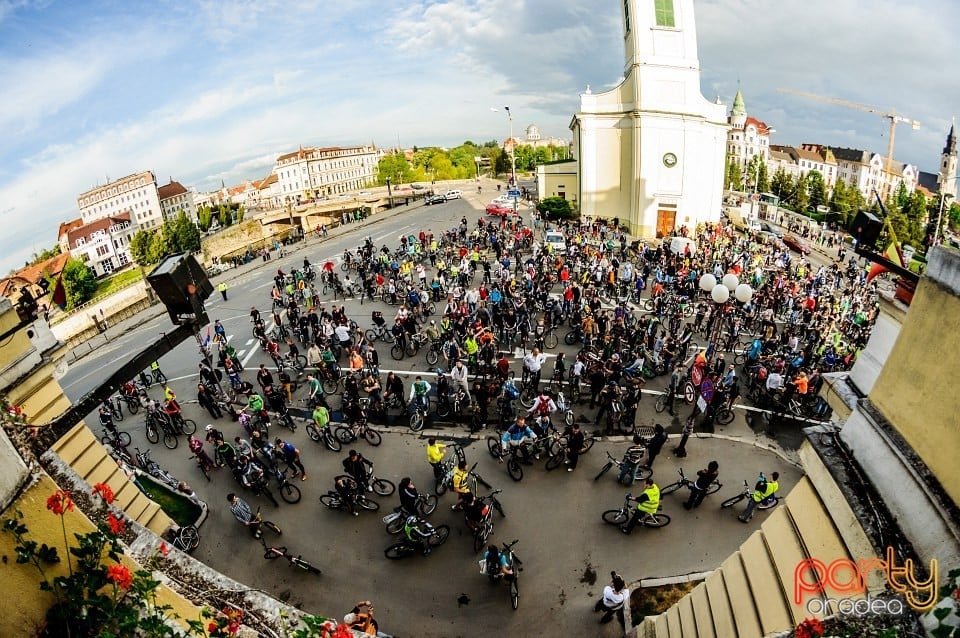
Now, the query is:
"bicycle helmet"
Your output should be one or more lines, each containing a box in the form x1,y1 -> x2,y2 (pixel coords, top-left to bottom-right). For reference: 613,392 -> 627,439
405,515 -> 418,526
204,424 -> 213,432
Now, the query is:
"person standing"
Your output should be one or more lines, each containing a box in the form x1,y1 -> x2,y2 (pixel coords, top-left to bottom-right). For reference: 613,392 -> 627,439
594,572 -> 629,627
275,438 -> 307,481
218,281 -> 228,301
565,423 -> 585,472
644,424 -> 667,468
618,435 -> 647,485
196,382 -> 222,419
426,438 -> 447,482
667,363 -> 683,416
683,461 -> 720,510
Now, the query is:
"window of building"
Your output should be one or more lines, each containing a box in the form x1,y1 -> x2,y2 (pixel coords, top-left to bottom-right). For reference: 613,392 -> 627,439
654,0 -> 675,27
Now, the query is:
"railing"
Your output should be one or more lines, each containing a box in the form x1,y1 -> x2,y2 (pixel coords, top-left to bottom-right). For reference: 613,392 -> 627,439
49,277 -> 147,326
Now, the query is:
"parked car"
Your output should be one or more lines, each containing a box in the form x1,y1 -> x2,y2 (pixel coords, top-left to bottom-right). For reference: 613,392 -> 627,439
424,194 -> 446,205
759,222 -> 783,238
782,234 -> 810,255
544,230 -> 566,253
411,184 -> 427,190
444,190 -> 462,200
485,203 -> 513,217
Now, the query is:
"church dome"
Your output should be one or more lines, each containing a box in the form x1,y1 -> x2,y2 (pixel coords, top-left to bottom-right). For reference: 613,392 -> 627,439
525,124 -> 541,141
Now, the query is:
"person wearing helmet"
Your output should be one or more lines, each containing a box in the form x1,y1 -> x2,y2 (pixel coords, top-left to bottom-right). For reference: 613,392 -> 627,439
424,319 -> 441,342
403,515 -> 433,556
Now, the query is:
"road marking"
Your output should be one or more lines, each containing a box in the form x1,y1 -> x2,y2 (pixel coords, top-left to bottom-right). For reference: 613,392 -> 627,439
253,280 -> 274,290
246,339 -> 255,346
241,345 -> 259,368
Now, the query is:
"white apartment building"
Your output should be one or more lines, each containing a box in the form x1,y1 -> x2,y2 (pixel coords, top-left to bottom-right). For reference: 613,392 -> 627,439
66,213 -> 135,277
76,171 -> 163,230
830,147 -> 917,200
274,145 -> 381,203
158,178 -> 197,224
727,89 -> 771,172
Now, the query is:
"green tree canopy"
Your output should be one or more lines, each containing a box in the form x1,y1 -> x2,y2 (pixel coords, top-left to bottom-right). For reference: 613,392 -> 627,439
61,258 -> 98,308
806,170 -> 827,211
536,197 -> 576,221
726,160 -> 742,191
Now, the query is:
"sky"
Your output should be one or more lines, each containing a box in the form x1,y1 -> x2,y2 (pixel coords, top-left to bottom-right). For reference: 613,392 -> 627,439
2,0 -> 959,274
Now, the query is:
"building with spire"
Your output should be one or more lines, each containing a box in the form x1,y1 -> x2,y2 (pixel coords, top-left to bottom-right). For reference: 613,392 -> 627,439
566,0 -> 728,239
726,88 -> 773,179
936,123 -> 957,199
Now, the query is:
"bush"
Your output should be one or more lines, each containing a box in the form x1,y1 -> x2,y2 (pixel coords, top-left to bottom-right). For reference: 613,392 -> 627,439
536,197 -> 577,221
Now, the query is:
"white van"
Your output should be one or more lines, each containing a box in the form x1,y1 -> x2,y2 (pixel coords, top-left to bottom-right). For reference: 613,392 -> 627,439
544,230 -> 567,253
444,190 -> 462,200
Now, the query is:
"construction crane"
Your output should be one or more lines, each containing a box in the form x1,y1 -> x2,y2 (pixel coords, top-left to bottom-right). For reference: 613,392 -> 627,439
777,88 -> 920,182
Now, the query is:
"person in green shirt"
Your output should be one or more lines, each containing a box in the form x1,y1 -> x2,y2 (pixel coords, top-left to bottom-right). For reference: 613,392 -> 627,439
312,404 -> 330,429
248,393 -> 264,413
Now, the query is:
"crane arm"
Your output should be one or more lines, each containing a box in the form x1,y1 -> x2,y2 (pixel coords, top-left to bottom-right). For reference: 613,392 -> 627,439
776,88 -> 884,116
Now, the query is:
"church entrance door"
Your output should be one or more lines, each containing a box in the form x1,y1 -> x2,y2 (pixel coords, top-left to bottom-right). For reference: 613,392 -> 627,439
656,209 -> 676,238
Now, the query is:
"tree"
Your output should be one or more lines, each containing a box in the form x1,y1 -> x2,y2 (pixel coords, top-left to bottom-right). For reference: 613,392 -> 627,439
788,173 -> 810,213
26,244 -> 62,267
173,212 -> 200,253
129,230 -> 156,265
61,258 -> 98,308
726,159 -> 742,191
375,152 -> 415,185
536,197 -> 576,221
947,202 -> 960,232
756,161 -> 770,193
807,170 -> 827,211
770,168 -> 794,204
197,206 -> 213,232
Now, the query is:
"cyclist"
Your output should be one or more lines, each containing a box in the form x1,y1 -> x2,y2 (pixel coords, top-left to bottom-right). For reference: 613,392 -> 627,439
451,460 -> 471,511
522,347 -> 547,389
403,515 -> 433,556
162,397 -> 184,428
500,417 -> 537,464
275,437 -> 307,480
408,375 -> 431,414
256,364 -> 274,389
98,405 -> 119,438
335,475 -> 360,516
461,491 -> 487,532
305,374 -> 323,406
188,433 -> 215,471
594,572 -> 629,627
398,477 -> 419,514
526,391 -> 557,422
482,544 -> 514,581
618,435 -> 646,486
426,438 -> 446,481
342,601 -> 391,638
226,493 -> 255,531
738,472 -> 779,523
384,372 -> 405,409
619,478 -> 660,535
150,360 -> 165,383
342,449 -> 373,491
247,392 -> 267,419
311,401 -> 330,431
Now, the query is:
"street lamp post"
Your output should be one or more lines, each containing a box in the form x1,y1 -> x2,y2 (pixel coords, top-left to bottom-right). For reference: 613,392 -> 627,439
698,272 -> 753,354
491,106 -> 517,187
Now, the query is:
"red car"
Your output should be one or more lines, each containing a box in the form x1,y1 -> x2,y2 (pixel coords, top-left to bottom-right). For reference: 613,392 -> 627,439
782,234 -> 810,255
486,203 -> 513,217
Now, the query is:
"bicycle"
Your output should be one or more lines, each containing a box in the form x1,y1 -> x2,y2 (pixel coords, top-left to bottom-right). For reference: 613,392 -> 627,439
100,428 -> 132,449
408,399 -> 429,432
319,485 -> 380,513
134,448 -> 179,490
593,450 -> 652,483
250,507 -> 282,540
470,488 -> 503,553
104,397 -> 124,422
601,493 -> 671,529
382,494 -> 440,534
335,420 -> 383,446
364,323 -> 396,344
261,539 -> 322,576
190,454 -> 214,482
435,387 -> 467,420
720,479 -> 781,510
305,422 -> 342,452
659,467 -> 722,497
384,521 -> 450,559
481,539 -> 522,610
167,524 -> 200,553
145,409 -> 178,449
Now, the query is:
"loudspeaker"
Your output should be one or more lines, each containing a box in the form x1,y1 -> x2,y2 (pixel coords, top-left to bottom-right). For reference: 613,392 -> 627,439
147,253 -> 213,324
849,211 -> 882,247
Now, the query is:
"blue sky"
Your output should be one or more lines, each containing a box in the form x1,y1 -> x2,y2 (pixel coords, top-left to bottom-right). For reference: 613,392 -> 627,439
2,0 -> 958,273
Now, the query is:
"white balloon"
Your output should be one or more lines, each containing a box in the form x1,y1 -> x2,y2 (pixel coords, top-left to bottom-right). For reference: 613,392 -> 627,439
722,273 -> 739,291
699,273 -> 716,292
711,285 -> 730,303
735,283 -> 754,303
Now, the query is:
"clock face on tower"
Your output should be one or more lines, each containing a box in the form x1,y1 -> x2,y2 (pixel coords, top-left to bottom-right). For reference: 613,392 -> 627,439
663,152 -> 678,168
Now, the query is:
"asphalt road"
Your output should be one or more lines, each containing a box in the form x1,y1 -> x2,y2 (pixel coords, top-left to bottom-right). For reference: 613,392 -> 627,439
58,189 -> 807,637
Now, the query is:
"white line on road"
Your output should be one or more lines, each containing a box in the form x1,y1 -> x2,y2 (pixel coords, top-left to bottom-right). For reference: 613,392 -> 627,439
241,344 -> 259,368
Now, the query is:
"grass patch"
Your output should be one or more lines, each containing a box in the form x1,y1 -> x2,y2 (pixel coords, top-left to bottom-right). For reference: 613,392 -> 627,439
630,581 -> 696,626
93,267 -> 143,297
137,475 -> 202,527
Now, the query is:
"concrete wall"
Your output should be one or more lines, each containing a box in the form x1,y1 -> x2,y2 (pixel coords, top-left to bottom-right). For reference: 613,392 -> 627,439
870,247 -> 960,507
50,281 -> 154,345
200,218 -> 276,263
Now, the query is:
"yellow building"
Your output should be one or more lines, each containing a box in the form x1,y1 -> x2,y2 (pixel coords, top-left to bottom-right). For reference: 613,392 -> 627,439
638,247 -> 960,636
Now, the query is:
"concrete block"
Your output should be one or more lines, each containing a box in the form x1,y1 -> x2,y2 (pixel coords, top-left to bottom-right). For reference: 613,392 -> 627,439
740,532 -> 793,635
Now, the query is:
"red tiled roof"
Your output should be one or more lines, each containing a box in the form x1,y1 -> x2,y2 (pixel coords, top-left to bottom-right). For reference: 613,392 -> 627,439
158,180 -> 188,201
13,252 -> 70,285
744,117 -> 771,135
66,213 -> 132,248
58,218 -> 83,240
256,174 -> 278,189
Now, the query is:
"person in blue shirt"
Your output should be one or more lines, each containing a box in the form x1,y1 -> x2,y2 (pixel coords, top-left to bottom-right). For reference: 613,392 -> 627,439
500,417 -> 536,464
747,337 -> 763,363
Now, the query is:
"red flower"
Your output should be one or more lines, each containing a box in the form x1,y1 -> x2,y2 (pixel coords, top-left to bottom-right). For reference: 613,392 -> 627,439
92,482 -> 114,504
159,541 -> 170,556
107,512 -> 126,536
46,490 -> 74,515
106,564 -> 133,589
207,622 -> 219,633
796,617 -> 825,638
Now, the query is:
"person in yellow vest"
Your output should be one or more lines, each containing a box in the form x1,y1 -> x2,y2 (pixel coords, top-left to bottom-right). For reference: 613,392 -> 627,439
218,281 -> 228,300
426,438 -> 446,482
739,471 -> 779,522
620,478 -> 660,535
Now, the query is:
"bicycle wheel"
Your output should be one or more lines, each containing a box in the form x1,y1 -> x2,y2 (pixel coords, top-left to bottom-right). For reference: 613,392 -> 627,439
428,524 -> 450,547
705,480 -> 723,495
564,330 -> 578,345
162,431 -> 178,450
511,577 -> 519,610
322,378 -> 339,394
486,437 -> 502,458
126,399 -> 140,415
145,422 -> 159,444
543,333 -> 558,349
280,483 -> 302,504
103,431 -> 133,448
545,452 -> 565,471
435,402 -> 451,419
580,435 -> 595,454
372,478 -> 395,496
320,493 -> 343,510
655,394 -> 667,413
384,543 -> 415,559
426,350 -> 439,366
334,426 -> 355,444
507,458 -> 523,482
357,496 -> 380,511
644,513 -> 671,528
417,494 -> 438,516
364,329 -> 378,342
659,480 -> 685,496
602,509 -> 628,525
176,525 -> 200,552
594,462 -> 614,481
198,460 -> 211,482
295,355 -> 307,369
385,514 -> 406,535
112,407 -> 124,422
435,477 -> 448,496
180,419 -> 197,435
390,344 -> 405,360
364,428 -> 383,446
720,493 -> 746,508
716,407 -> 735,426
153,371 -> 167,384
519,386 -> 536,408
409,411 -> 424,432
473,527 -> 488,553
322,429 -> 342,452
305,424 -> 320,442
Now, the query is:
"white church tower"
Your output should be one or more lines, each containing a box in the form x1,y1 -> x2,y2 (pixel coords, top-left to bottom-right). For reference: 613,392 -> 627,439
570,0 -> 728,238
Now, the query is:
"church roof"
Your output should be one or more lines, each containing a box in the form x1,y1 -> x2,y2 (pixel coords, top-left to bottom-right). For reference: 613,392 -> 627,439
944,123 -> 956,156
731,89 -> 746,117
743,116 -> 770,135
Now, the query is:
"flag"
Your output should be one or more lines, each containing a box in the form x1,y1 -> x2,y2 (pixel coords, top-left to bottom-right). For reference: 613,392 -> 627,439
51,272 -> 67,310
867,241 -> 906,282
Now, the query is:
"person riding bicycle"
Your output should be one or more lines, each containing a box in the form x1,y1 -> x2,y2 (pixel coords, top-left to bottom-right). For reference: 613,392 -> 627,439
188,433 -> 215,470
98,405 -> 118,437
335,474 -> 360,516
526,391 -> 557,422
462,491 -> 488,533
238,457 -> 266,491
739,472 -> 780,522
398,477 -> 419,514
403,515 -> 434,556
620,478 -> 660,535
408,376 -> 431,413
342,449 -> 373,491
482,544 -> 514,581
162,397 -> 183,426
501,417 -> 537,464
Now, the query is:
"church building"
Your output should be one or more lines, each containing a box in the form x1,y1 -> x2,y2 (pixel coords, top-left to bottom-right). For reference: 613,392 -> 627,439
567,0 -> 728,238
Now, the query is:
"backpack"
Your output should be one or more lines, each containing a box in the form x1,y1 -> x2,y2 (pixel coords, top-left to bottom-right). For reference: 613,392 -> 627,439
756,366 -> 768,381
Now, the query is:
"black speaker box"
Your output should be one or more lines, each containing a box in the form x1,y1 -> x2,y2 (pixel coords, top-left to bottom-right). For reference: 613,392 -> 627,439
849,211 -> 882,247
147,253 -> 213,323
